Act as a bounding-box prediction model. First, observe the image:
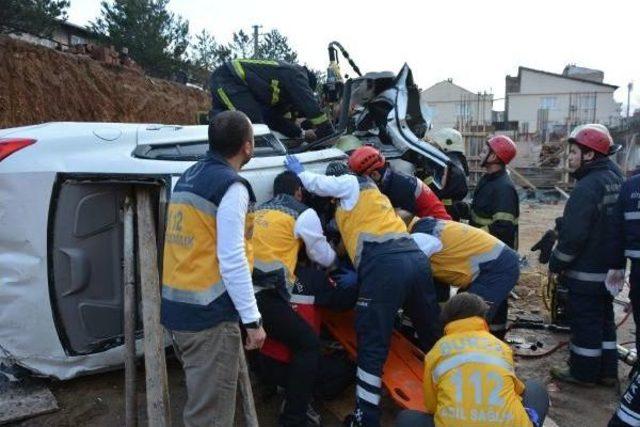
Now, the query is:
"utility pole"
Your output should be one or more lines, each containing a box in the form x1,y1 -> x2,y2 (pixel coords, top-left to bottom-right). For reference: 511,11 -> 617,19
628,82 -> 633,119
252,24 -> 262,58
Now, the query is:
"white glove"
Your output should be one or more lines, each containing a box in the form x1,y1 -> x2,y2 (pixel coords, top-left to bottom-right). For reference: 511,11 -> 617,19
605,269 -> 625,297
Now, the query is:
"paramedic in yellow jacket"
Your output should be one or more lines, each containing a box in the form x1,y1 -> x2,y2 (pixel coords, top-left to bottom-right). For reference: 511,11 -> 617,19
284,155 -> 441,427
396,293 -> 550,427
252,171 -> 337,426
161,111 -> 265,426
410,217 -> 519,339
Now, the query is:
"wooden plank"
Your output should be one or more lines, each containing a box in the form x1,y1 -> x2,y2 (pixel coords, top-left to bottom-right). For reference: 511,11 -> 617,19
553,186 -> 570,200
123,196 -> 137,427
136,187 -> 171,427
507,166 -> 538,191
0,380 -> 58,424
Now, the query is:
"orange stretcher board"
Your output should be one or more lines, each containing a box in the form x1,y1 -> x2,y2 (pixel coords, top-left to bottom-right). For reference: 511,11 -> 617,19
320,309 -> 426,411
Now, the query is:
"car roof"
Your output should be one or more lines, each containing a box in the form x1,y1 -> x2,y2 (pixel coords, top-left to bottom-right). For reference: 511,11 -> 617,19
0,122 -> 272,146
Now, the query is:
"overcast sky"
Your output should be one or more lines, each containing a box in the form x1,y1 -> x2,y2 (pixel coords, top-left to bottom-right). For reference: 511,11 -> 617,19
68,0 -> 639,113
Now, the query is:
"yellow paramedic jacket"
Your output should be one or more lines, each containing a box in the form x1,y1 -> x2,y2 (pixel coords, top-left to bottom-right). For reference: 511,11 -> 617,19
335,177 -> 408,267
411,217 -> 505,288
252,194 -> 307,295
423,316 -> 531,426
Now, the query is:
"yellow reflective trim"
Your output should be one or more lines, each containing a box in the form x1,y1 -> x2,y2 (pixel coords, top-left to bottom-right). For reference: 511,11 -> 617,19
471,211 -> 493,226
216,88 -> 235,110
492,212 -> 518,224
239,59 -> 279,66
270,79 -> 280,105
309,113 -> 328,125
231,59 -> 246,80
442,198 -> 453,206
423,176 -> 434,185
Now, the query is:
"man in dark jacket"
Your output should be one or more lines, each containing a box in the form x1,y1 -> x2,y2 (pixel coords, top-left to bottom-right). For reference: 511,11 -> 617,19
470,135 -> 519,249
467,135 -> 519,338
210,59 -> 334,140
548,125 -> 623,386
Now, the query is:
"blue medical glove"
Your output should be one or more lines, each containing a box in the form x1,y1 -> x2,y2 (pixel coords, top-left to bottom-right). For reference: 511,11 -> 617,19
333,267 -> 358,289
525,408 -> 540,427
284,155 -> 304,174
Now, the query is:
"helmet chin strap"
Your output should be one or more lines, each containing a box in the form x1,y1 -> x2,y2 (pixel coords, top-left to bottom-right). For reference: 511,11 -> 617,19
481,151 -> 498,167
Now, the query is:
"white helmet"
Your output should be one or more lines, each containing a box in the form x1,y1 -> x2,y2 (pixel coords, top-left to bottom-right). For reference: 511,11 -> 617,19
569,123 -> 611,139
428,128 -> 464,153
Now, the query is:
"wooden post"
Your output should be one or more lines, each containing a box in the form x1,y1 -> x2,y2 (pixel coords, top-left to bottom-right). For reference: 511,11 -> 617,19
136,187 -> 171,427
124,196 -> 137,427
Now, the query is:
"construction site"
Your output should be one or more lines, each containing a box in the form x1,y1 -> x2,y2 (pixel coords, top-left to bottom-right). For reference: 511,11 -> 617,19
2,5 -> 640,426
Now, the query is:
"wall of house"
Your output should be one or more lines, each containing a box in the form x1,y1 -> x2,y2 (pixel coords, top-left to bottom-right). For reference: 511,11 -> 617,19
421,82 -> 493,130
507,69 -> 620,133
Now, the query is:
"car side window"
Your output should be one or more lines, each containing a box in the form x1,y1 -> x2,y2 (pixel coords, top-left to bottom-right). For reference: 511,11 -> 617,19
133,133 -> 286,161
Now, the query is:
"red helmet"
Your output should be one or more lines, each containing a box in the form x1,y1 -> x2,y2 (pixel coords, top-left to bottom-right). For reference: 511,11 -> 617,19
487,135 -> 517,165
568,126 -> 612,155
348,146 -> 386,175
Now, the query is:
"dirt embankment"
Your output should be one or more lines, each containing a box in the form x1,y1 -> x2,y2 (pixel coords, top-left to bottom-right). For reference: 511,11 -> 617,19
0,36 -> 210,128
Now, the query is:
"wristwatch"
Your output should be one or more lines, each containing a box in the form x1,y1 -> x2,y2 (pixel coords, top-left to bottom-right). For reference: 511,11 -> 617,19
244,318 -> 262,329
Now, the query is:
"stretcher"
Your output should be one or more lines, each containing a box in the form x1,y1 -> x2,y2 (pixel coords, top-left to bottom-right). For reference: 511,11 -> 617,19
320,309 -> 426,411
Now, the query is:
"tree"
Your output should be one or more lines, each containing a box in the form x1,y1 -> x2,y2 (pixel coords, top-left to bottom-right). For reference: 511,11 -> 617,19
228,29 -> 252,59
257,29 -> 297,63
90,0 -> 189,78
0,0 -> 69,37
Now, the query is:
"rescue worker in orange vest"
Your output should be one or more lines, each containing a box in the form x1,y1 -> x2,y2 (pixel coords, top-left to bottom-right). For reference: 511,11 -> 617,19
469,135 -> 519,249
396,293 -> 549,427
347,146 -> 451,220
409,217 -> 520,338
252,171 -> 337,426
284,155 -> 441,427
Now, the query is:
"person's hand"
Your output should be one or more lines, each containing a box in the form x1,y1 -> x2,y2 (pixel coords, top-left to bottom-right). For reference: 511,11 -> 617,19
315,121 -> 335,139
303,129 -> 317,142
531,229 -> 557,264
245,326 -> 266,350
284,155 -> 304,174
332,267 -> 358,289
605,269 -> 625,297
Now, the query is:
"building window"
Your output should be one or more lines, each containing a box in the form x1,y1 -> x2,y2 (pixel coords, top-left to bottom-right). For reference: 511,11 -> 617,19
539,97 -> 557,110
70,35 -> 87,46
456,104 -> 471,117
578,94 -> 596,109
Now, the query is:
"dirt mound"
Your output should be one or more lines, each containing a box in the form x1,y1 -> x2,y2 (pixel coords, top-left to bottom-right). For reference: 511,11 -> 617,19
0,36 -> 210,128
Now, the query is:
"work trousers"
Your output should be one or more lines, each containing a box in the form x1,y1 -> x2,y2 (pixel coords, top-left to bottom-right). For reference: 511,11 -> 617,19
171,322 -> 258,427
630,263 -> 640,352
395,380 -> 549,427
355,248 -> 441,427
257,289 -> 320,427
210,66 -> 265,123
467,247 -> 520,339
565,279 -> 618,383
610,365 -> 640,426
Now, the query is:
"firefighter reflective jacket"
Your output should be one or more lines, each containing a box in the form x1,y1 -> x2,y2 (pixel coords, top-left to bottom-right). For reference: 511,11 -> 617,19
252,194 -> 308,299
335,177 -> 409,267
380,168 -> 451,220
423,316 -> 531,426
226,59 -> 328,127
161,152 -> 255,331
470,168 -> 519,249
412,218 -> 505,288
549,158 -> 623,292
608,173 -> 640,270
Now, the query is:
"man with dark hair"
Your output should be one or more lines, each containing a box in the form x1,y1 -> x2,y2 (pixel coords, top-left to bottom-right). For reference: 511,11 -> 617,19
285,155 -> 441,427
548,124 -> 623,386
161,110 -> 265,426
252,170 -> 337,426
210,59 -> 335,140
396,293 -> 549,427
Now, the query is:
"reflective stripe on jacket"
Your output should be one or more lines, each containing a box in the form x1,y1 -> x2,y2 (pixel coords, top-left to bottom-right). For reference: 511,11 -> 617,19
423,317 -> 531,426
412,218 -> 505,287
335,177 -> 408,267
